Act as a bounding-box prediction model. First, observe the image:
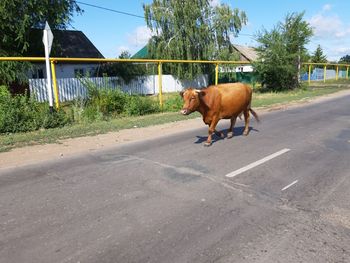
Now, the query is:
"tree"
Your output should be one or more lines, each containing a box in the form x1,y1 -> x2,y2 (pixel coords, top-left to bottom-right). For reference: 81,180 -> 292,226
311,45 -> 327,63
254,12 -> 313,90
0,0 -> 82,55
0,0 -> 82,85
143,0 -> 247,79
97,51 -> 147,84
339,55 -> 350,64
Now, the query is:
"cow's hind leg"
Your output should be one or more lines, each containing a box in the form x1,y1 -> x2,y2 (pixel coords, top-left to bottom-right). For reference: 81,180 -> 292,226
227,116 -> 237,139
243,109 -> 250,136
214,129 -> 224,139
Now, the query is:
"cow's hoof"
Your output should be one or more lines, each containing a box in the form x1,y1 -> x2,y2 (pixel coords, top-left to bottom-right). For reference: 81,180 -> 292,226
219,133 -> 225,139
243,131 -> 249,136
204,142 -> 212,147
227,132 -> 233,139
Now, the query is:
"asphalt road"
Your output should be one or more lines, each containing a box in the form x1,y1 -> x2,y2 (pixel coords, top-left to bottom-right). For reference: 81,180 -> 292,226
1,94 -> 350,263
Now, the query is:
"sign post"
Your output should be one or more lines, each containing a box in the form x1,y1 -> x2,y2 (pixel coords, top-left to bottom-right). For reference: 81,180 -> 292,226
42,22 -> 54,111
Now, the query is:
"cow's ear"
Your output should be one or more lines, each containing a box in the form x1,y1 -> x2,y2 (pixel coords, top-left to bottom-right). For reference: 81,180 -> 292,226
195,90 -> 205,98
179,91 -> 184,98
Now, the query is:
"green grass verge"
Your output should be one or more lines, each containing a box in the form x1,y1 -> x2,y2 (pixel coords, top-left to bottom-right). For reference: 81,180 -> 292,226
1,84 -> 349,152
252,85 -> 349,108
0,112 -> 200,152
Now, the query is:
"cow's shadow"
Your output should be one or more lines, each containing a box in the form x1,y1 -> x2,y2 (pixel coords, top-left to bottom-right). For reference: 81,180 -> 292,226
194,126 -> 259,145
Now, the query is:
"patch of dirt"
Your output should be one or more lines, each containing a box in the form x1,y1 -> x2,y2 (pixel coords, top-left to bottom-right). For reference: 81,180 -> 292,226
321,206 -> 350,229
1,89 -> 350,170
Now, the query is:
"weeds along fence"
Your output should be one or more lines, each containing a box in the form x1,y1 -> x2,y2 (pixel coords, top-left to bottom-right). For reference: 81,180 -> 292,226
0,57 -> 250,108
29,74 -> 209,102
2,57 -> 350,109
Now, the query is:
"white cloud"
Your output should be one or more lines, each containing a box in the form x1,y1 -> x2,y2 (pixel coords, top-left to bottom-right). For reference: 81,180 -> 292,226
322,4 -> 332,11
309,14 -> 350,39
308,6 -> 350,61
127,26 -> 153,47
334,47 -> 350,55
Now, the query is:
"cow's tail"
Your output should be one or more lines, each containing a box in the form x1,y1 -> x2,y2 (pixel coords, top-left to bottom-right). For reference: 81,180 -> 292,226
247,101 -> 260,123
249,108 -> 260,123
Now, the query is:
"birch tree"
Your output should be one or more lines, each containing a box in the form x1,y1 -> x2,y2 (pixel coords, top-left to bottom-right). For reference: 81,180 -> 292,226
143,0 -> 247,79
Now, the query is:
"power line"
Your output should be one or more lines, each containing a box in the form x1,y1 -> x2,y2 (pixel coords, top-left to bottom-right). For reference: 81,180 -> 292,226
76,1 -> 145,20
75,1 -> 256,39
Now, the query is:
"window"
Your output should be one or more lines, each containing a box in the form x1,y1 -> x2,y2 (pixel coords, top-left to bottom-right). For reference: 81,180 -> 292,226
74,68 -> 85,77
32,68 -> 44,79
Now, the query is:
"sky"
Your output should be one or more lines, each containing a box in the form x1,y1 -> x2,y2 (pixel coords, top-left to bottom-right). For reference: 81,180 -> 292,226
69,0 -> 350,61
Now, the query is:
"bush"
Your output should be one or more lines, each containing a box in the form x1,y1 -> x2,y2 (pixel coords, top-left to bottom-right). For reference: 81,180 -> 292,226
125,95 -> 160,116
0,85 -> 70,133
163,94 -> 183,112
84,81 -> 127,116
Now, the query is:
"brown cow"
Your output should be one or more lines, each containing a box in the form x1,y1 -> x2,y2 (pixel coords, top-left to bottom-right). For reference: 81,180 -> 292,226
180,83 -> 259,146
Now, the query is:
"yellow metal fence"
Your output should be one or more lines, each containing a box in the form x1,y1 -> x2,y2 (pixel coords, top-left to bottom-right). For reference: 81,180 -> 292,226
0,57 -> 250,109
1,57 -> 350,109
303,62 -> 350,84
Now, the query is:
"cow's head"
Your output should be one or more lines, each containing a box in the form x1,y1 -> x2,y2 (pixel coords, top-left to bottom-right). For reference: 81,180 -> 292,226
179,88 -> 204,115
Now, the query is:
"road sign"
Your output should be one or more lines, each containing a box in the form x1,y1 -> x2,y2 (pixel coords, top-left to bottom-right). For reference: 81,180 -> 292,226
43,22 -> 54,109
43,22 -> 54,54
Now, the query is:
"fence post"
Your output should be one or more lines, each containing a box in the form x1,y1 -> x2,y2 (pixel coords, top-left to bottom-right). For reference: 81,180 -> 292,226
50,60 -> 60,109
347,66 -> 349,80
308,64 -> 311,85
336,66 -> 339,80
215,63 -> 219,85
323,65 -> 326,83
158,62 -> 163,108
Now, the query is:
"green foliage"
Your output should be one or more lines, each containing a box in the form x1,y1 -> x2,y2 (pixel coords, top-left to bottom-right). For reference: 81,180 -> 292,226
0,80 -> 182,134
0,0 -> 82,55
0,86 -> 70,133
124,96 -> 160,116
254,12 -> 313,91
0,61 -> 31,85
74,80 -> 161,121
311,45 -> 327,63
162,94 -> 183,112
86,85 -> 127,116
97,51 -> 147,83
143,0 -> 247,79
81,105 -> 104,122
339,55 -> 350,64
0,0 -> 82,84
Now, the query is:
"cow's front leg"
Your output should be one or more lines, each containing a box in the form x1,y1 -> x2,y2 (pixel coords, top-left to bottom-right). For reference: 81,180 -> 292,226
205,118 -> 220,147
227,116 -> 237,139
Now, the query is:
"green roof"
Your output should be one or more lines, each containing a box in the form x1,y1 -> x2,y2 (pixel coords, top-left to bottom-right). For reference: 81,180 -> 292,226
131,45 -> 148,59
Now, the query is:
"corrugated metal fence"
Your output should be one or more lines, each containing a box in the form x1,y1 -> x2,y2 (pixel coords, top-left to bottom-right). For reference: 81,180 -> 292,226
300,68 -> 347,81
29,75 -> 208,102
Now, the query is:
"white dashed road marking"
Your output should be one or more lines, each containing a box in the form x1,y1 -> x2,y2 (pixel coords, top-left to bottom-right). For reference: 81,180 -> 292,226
225,148 -> 291,178
281,180 -> 298,191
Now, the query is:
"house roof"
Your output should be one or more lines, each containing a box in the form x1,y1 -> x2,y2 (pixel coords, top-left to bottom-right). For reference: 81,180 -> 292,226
232,44 -> 258,62
26,29 -> 104,58
131,44 -> 258,61
131,45 -> 148,59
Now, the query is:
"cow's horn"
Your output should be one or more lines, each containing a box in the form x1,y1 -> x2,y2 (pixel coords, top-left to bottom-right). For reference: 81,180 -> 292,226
194,89 -> 201,93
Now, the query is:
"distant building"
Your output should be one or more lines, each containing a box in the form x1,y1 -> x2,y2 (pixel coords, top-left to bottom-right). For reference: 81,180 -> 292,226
26,29 -> 104,79
231,44 -> 258,62
132,44 -> 258,62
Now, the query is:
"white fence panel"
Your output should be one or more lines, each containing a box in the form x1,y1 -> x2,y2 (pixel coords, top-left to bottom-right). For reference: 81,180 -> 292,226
29,75 -> 208,102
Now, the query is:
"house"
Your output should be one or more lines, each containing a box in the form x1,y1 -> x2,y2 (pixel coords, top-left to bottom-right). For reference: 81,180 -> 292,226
132,44 -> 258,62
26,29 -> 104,79
232,44 -> 258,62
